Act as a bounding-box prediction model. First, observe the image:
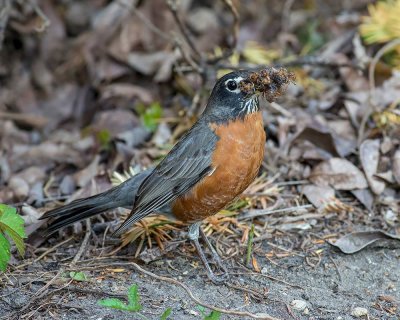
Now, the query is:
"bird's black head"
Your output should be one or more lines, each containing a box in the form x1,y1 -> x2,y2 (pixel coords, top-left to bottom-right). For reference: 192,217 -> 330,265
203,70 -> 259,123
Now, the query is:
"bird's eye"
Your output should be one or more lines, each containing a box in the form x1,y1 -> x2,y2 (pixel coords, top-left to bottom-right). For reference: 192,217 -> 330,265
226,80 -> 238,91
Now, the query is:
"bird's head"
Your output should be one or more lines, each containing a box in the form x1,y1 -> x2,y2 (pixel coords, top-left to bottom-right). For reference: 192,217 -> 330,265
203,68 -> 295,122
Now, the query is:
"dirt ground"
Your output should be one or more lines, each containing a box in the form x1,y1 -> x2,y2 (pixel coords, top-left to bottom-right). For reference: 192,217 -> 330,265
1,233 -> 400,320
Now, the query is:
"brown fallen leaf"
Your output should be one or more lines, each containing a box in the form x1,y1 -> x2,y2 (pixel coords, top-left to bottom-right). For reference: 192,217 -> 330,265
10,142 -> 83,172
0,111 -> 49,129
126,51 -> 177,80
360,139 -> 385,195
292,121 -> 355,158
101,83 -> 153,105
310,158 -> 368,190
329,231 -> 400,254
73,155 -> 101,188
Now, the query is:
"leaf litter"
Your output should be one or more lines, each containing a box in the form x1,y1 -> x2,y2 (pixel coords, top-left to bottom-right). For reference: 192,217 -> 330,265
0,1 -> 399,319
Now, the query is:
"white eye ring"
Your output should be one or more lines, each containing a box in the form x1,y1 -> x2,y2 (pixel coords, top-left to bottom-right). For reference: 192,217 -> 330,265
224,76 -> 243,93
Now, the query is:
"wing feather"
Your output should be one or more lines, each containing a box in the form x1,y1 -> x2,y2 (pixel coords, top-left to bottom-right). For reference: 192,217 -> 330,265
113,122 -> 218,235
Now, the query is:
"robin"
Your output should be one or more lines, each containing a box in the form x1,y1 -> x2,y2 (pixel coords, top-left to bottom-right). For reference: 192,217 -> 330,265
41,68 -> 294,284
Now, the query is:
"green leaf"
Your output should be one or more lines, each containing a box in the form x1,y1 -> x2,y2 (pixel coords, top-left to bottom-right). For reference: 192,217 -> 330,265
160,307 -> 172,320
204,310 -> 221,320
98,298 -> 131,311
0,204 -> 26,256
127,284 -> 142,311
96,129 -> 112,149
0,233 -> 11,272
98,284 -> 142,312
139,102 -> 163,132
197,305 -> 206,316
69,271 -> 88,282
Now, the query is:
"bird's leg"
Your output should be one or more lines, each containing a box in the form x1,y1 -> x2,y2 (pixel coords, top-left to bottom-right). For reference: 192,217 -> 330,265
188,222 -> 229,284
199,227 -> 229,276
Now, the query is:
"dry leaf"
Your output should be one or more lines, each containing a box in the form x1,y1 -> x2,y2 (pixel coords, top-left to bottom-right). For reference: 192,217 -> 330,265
329,231 -> 400,254
310,158 -> 368,190
73,155 -> 100,188
252,256 -> 261,273
359,139 -> 385,195
351,189 -> 374,211
393,150 -> 400,185
302,184 -> 335,208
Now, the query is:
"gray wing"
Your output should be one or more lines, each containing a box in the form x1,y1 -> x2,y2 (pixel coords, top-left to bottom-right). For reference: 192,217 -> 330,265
113,122 -> 218,235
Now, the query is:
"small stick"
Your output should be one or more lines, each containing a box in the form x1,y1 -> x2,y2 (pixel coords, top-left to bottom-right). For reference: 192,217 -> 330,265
70,219 -> 91,266
240,204 -> 313,220
166,0 -> 201,60
245,224 -> 255,267
130,262 -> 280,320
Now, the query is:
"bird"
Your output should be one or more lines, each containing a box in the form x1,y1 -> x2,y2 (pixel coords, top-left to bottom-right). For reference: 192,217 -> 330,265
40,68 -> 294,284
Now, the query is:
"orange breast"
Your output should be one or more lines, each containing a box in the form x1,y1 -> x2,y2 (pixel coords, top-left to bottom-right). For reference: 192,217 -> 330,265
171,112 -> 265,222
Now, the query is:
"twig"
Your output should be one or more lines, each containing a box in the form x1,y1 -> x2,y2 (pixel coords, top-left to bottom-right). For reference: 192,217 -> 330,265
240,204 -> 313,220
358,38 -> 400,146
279,58 -> 362,70
166,0 -> 201,59
223,0 -> 239,50
269,102 -> 293,117
245,224 -> 255,267
231,271 -> 302,289
329,256 -> 342,283
117,0 -> 172,42
70,219 -> 91,266
174,37 -> 203,74
225,282 -> 266,301
15,237 -> 74,270
14,220 -> 91,316
130,262 -> 281,320
368,38 -> 400,91
30,0 -> 50,32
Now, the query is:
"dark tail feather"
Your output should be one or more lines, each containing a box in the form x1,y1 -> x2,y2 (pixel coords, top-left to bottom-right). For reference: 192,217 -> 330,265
42,194 -> 116,234
41,169 -> 153,235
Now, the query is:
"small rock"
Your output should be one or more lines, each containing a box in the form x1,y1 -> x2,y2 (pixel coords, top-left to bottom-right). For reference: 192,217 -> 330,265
291,299 -> 307,311
188,310 -> 199,316
351,307 -> 368,317
261,266 -> 269,275
384,209 -> 398,225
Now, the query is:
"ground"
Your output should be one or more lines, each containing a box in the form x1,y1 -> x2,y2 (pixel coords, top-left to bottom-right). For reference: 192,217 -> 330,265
2,233 -> 400,319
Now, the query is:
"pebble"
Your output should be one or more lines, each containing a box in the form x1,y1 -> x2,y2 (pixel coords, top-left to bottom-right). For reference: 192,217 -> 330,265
351,307 -> 368,317
291,299 -> 307,311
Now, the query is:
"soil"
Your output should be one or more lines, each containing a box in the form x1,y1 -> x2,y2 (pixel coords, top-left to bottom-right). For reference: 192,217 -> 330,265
1,238 -> 399,320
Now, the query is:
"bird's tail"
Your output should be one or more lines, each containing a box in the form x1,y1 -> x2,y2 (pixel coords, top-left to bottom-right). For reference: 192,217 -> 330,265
41,192 -> 117,234
41,169 -> 151,234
